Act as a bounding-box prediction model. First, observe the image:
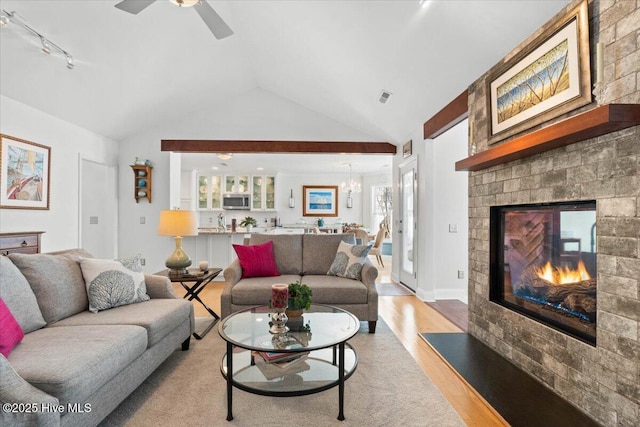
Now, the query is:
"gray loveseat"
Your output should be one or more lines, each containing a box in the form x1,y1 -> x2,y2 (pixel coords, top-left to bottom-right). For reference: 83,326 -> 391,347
0,249 -> 194,427
221,233 -> 379,332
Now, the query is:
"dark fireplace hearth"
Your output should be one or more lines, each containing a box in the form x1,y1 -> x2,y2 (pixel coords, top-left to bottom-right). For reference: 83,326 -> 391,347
490,201 -> 597,345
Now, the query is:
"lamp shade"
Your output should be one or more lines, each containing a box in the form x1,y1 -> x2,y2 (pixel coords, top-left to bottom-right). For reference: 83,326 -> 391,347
158,210 -> 198,237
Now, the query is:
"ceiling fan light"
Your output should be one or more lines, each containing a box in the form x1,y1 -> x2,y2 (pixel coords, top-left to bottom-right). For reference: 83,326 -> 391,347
169,0 -> 200,8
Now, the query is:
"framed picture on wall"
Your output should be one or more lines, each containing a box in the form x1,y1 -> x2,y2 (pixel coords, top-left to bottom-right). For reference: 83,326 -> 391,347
0,134 -> 51,210
302,185 -> 338,217
487,0 -> 591,145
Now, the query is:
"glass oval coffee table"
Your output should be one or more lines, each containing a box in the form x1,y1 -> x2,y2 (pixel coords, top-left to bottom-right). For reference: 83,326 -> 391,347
218,304 -> 360,421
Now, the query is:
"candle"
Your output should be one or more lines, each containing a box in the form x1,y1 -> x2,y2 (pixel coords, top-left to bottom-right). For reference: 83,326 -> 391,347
199,260 -> 209,271
271,284 -> 288,309
596,42 -> 604,83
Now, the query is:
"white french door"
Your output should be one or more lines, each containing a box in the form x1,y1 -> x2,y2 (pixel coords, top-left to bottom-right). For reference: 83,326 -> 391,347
399,159 -> 417,290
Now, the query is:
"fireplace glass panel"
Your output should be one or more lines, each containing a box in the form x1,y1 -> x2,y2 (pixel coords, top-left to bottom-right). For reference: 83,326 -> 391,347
490,201 -> 596,345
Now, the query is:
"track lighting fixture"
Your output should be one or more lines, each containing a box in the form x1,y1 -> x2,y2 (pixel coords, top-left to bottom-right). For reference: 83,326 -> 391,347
1,10 -> 75,70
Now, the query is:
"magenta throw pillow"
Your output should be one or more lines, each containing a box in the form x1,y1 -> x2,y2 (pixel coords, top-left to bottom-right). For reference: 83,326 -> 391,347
233,241 -> 280,279
0,297 -> 25,357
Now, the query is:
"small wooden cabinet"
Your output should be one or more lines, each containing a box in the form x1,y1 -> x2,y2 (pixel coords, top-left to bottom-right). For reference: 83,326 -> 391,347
131,165 -> 152,203
0,231 -> 44,256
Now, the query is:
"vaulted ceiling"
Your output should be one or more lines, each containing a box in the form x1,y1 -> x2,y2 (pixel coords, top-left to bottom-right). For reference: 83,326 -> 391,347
0,0 -> 569,145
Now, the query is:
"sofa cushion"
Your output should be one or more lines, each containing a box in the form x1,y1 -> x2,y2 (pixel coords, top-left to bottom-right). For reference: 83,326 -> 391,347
51,299 -> 192,347
233,241 -> 280,279
79,257 -> 150,313
302,233 -> 356,275
232,275 -> 302,305
0,298 -> 25,357
8,325 -> 147,407
327,240 -> 371,280
8,252 -> 89,324
0,256 -> 46,333
302,275 -> 369,304
250,234 -> 303,274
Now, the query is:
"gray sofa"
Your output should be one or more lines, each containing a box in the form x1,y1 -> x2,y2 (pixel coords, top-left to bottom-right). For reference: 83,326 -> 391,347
221,233 -> 379,332
0,249 -> 194,427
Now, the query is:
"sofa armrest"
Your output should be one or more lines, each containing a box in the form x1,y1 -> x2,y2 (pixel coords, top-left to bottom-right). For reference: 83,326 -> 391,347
361,260 -> 378,290
0,355 -> 61,427
220,259 -> 242,318
144,274 -> 179,299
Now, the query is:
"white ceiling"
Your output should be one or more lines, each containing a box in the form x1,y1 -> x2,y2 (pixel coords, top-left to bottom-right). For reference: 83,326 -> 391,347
0,0 -> 569,174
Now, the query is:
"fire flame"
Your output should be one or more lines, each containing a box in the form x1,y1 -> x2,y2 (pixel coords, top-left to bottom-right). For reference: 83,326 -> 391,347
536,260 -> 591,285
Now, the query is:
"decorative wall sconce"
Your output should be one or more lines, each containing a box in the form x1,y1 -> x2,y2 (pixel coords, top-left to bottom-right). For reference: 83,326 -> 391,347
288,189 -> 295,208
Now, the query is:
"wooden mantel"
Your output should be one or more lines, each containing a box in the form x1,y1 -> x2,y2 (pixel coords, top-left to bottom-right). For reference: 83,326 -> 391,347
455,104 -> 640,172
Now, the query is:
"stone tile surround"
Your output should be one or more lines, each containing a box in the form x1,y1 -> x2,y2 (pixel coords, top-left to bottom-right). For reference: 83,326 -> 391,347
465,1 -> 639,425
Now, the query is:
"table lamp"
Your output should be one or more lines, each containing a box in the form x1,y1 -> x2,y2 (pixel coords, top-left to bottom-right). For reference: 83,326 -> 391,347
158,210 -> 198,275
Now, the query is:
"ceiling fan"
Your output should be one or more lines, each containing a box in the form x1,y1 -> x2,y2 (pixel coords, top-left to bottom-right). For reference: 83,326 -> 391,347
114,0 -> 234,39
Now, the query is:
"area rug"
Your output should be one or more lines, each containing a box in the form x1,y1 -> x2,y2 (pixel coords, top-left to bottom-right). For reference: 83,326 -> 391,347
100,320 -> 463,427
376,281 -> 413,296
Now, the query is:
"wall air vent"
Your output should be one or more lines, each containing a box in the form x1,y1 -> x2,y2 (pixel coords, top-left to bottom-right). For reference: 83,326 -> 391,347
378,90 -> 392,104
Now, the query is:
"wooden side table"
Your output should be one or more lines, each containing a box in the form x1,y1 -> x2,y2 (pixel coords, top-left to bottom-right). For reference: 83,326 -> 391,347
156,268 -> 222,339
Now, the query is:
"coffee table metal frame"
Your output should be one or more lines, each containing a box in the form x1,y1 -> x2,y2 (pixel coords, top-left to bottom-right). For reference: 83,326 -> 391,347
218,304 -> 359,421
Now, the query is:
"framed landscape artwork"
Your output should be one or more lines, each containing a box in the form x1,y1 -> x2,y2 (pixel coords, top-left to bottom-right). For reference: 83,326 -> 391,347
0,134 -> 51,210
303,185 -> 338,217
487,0 -> 591,144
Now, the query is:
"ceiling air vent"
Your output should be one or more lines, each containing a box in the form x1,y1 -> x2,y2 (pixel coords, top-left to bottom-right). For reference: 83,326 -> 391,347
378,90 -> 392,104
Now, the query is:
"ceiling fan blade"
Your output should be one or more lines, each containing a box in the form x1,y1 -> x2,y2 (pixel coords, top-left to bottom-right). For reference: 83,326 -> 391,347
194,0 -> 234,40
114,0 -> 156,15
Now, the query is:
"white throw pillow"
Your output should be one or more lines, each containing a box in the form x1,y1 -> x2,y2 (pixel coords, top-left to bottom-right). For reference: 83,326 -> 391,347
80,255 -> 150,313
327,240 -> 371,280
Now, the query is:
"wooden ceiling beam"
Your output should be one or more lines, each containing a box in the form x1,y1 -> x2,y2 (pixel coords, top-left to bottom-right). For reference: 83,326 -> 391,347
423,90 -> 469,140
161,140 -> 397,154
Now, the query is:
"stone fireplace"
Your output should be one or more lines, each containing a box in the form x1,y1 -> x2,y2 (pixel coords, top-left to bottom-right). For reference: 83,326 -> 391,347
464,1 -> 639,425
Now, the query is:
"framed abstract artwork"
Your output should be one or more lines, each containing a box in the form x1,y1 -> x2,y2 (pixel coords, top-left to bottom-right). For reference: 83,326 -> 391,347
302,185 -> 338,217
487,0 -> 591,144
0,134 -> 51,210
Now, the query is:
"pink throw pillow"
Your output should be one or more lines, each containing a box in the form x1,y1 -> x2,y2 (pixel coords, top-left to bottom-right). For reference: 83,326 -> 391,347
0,297 -> 25,357
233,241 -> 280,279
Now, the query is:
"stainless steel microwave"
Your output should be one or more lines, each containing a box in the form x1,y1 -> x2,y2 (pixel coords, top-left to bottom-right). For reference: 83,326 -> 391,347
222,193 -> 250,210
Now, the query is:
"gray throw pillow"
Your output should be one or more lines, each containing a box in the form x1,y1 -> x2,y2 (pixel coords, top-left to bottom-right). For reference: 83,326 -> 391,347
327,240 -> 372,280
79,256 -> 150,313
8,252 -> 89,324
0,256 -> 46,333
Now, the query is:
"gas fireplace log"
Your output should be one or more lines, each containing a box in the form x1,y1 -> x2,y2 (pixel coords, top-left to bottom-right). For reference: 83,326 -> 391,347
563,293 -> 597,316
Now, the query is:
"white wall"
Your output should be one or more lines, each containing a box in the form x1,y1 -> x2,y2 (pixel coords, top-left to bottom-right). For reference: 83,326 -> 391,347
118,88 -> 385,273
0,96 -> 118,252
431,120 -> 469,302
392,120 -> 468,302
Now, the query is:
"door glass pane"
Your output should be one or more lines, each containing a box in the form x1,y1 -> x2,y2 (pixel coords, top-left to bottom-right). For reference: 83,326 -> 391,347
198,176 -> 208,209
253,176 -> 262,209
225,176 -> 234,193
402,170 -> 414,274
238,176 -> 249,193
266,176 -> 275,209
211,175 -> 221,209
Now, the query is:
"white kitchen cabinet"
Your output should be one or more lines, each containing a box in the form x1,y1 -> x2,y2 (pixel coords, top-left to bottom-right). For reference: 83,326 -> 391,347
196,174 -> 223,210
224,175 -> 249,193
251,175 -> 276,211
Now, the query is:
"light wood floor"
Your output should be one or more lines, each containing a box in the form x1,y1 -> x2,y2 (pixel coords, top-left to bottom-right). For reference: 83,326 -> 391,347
173,257 -> 507,426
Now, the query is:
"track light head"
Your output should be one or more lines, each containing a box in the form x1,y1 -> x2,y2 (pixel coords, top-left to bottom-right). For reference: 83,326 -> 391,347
0,13 -> 9,27
40,37 -> 51,54
65,54 -> 74,69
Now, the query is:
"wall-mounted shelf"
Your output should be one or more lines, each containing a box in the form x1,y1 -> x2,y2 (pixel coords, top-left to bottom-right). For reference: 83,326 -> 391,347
131,165 -> 152,203
455,104 -> 640,172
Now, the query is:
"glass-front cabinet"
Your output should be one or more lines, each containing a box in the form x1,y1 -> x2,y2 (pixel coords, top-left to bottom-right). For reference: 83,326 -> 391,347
252,175 -> 276,211
225,175 -> 249,193
197,174 -> 223,210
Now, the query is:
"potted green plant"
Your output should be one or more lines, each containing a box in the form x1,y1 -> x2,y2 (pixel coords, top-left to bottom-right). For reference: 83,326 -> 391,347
286,280 -> 312,318
239,216 -> 257,232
